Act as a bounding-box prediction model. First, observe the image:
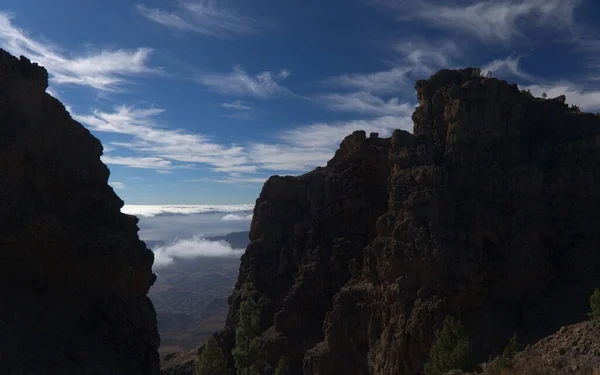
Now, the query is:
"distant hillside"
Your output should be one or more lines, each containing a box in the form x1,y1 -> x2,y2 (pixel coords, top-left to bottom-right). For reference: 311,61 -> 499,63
149,231 -> 249,356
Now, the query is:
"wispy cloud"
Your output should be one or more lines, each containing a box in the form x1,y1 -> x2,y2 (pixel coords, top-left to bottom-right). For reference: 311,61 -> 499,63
481,55 -> 539,82
393,39 -> 460,74
197,65 -> 292,98
0,13 -> 155,92
380,0 -> 580,43
221,100 -> 255,119
152,235 -> 244,269
73,105 -> 249,171
136,1 -> 259,37
212,165 -> 258,173
317,92 -> 414,116
325,68 -> 409,94
279,115 -> 413,149
320,38 -> 459,117
222,213 -> 253,221
76,104 -> 413,181
109,181 -> 126,190
247,143 -> 337,171
325,39 -> 459,95
186,174 -> 270,185
522,82 -> 600,111
221,100 -> 252,111
101,155 -> 173,170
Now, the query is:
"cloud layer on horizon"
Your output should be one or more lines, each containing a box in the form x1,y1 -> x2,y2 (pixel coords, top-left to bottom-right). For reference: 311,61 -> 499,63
122,204 -> 254,218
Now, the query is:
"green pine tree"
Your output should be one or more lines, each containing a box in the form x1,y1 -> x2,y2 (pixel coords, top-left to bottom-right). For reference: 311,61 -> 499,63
588,288 -> 600,319
195,337 -> 231,375
274,357 -> 291,375
424,315 -> 470,375
503,332 -> 524,359
491,331 -> 524,373
232,282 -> 262,375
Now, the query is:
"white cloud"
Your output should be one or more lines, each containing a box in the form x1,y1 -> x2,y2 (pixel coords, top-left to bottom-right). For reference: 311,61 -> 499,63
317,92 -> 414,116
382,0 -> 580,43
152,235 -> 244,269
213,165 -> 258,173
122,204 -> 254,218
101,155 -> 172,170
247,143 -> 336,171
279,115 -> 413,149
102,145 -> 115,153
522,82 -> 600,111
197,65 -> 292,98
186,175 -> 269,185
222,213 -> 253,221
136,1 -> 258,37
221,100 -> 254,119
109,181 -> 126,190
325,67 -> 409,94
0,13 -> 154,91
481,55 -> 539,82
73,105 -> 249,171
394,39 -> 460,74
76,104 -> 413,180
221,100 -> 252,111
324,39 -> 459,95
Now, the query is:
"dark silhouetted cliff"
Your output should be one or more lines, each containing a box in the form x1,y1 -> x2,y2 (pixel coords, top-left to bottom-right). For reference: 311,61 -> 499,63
0,49 -> 160,374
217,68 -> 600,375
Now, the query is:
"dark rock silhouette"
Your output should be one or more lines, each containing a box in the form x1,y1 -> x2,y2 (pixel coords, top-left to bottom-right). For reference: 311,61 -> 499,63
0,49 -> 160,374
217,68 -> 600,374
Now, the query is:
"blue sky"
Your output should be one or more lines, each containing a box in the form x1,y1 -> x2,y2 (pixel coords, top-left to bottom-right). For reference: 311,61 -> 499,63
1,0 -> 599,205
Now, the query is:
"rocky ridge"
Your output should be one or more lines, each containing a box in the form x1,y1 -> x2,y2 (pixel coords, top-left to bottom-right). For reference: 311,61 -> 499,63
0,49 -> 160,374
217,68 -> 600,375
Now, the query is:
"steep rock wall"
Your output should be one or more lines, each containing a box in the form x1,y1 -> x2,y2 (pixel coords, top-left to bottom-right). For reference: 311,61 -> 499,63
223,69 -> 600,375
0,49 -> 160,374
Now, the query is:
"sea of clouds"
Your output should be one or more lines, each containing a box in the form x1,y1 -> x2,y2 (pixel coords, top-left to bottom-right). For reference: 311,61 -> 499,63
152,235 -> 245,268
122,204 -> 255,218
123,205 -> 253,270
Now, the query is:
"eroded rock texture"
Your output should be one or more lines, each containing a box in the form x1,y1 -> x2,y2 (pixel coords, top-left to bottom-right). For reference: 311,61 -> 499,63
0,49 -> 160,374
221,68 -> 600,375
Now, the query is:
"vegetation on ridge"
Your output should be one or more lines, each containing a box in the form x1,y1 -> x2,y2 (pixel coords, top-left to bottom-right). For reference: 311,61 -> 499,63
274,357 -> 291,375
424,315 -> 471,375
232,281 -> 262,375
490,332 -> 525,373
195,337 -> 231,375
589,288 -> 600,319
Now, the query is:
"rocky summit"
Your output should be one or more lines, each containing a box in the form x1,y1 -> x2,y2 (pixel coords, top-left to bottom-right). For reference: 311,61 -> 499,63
215,68 -> 600,374
0,49 -> 160,374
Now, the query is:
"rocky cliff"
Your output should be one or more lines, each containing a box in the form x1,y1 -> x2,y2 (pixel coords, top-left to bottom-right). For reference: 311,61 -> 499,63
0,49 -> 160,374
219,68 -> 600,375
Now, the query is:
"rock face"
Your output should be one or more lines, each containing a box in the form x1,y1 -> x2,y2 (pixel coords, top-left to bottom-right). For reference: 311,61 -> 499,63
0,49 -> 160,374
220,68 -> 600,374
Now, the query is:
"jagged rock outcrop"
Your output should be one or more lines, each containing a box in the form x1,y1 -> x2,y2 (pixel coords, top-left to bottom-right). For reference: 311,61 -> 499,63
454,319 -> 600,374
0,49 -> 160,374
220,68 -> 600,375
